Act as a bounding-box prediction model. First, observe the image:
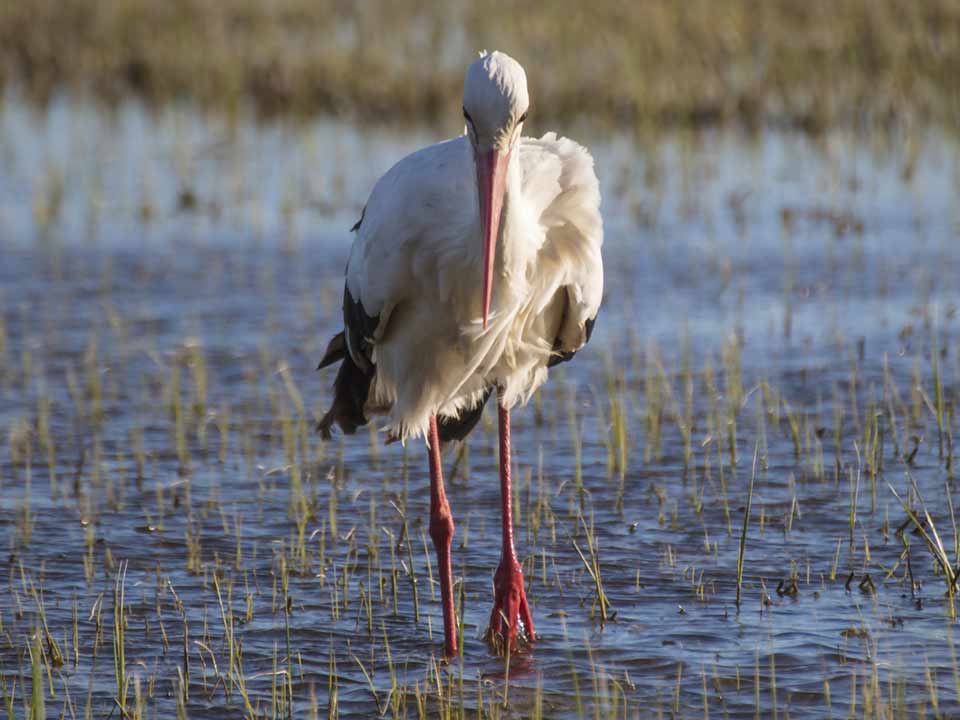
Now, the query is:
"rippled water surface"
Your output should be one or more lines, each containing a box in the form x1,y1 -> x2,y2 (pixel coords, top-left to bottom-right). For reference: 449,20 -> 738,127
1,95 -> 959,718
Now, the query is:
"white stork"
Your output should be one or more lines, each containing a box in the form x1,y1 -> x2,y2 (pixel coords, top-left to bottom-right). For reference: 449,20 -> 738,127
318,50 -> 603,656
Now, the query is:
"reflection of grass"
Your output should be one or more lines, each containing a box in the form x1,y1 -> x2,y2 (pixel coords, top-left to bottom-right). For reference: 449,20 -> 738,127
1,0 -> 958,129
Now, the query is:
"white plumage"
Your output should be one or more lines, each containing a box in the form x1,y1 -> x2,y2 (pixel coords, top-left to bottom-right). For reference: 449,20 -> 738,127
320,51 -> 603,441
344,129 -> 602,441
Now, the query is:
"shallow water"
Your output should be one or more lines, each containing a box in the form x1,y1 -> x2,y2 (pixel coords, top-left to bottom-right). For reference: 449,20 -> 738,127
1,95 -> 959,718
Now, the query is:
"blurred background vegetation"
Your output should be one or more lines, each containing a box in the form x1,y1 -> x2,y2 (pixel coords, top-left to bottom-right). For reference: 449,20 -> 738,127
1,0 -> 957,130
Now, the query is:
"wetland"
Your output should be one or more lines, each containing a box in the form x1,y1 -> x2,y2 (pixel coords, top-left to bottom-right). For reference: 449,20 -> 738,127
0,95 -> 958,717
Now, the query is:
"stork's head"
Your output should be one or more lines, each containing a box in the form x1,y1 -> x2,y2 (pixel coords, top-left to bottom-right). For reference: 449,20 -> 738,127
462,51 -> 529,329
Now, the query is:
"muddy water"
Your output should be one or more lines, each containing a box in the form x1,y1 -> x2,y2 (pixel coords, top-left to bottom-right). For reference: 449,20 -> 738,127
1,95 -> 959,718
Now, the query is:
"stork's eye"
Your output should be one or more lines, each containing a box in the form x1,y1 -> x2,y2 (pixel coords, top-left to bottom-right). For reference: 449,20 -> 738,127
518,111 -> 528,124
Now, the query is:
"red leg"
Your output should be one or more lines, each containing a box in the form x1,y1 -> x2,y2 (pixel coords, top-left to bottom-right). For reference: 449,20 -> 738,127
487,391 -> 535,652
428,415 -> 458,657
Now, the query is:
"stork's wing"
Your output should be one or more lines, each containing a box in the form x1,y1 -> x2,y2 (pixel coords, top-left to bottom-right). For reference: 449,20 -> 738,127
520,132 -> 604,365
342,136 -> 475,366
318,136 -> 478,440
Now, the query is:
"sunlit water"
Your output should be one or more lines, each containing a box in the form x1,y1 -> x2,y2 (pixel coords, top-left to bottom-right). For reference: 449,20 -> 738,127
1,94 -> 959,718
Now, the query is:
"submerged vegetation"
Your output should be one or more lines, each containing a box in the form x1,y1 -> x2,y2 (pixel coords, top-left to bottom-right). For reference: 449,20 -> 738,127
1,0 -> 959,129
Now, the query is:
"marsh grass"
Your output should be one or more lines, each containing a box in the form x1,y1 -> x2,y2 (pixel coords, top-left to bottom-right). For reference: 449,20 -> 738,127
572,512 -> 612,624
735,445 -> 757,610
1,1 -> 960,131
890,476 -> 960,614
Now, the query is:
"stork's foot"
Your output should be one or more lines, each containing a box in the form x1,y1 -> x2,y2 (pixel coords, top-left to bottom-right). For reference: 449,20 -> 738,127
485,556 -> 535,653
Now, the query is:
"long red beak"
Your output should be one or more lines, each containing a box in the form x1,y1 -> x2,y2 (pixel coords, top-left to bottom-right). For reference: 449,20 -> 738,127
475,148 -> 509,329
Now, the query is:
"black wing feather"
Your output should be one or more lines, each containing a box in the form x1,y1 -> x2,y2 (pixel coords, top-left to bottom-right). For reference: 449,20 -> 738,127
437,388 -> 492,443
317,285 -> 379,437
548,312 -> 597,367
317,352 -> 372,439
317,332 -> 346,370
350,206 -> 366,233
342,285 -> 379,373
